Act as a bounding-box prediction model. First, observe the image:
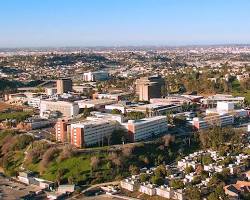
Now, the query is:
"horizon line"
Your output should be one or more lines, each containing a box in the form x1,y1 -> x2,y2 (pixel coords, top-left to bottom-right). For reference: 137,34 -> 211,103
1,43 -> 250,50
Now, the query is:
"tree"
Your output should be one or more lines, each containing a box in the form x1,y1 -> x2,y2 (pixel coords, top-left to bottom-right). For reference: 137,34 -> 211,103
56,169 -> 65,186
58,145 -> 75,162
166,113 -> 174,125
122,144 -> 135,157
202,155 -> 214,165
154,165 -> 167,178
162,134 -> 175,147
140,173 -> 150,182
82,107 -> 91,118
191,176 -> 202,185
129,165 -> 139,175
111,109 -> 122,115
185,166 -> 194,174
186,186 -> 201,200
207,186 -> 229,200
170,179 -> 184,189
39,147 -> 60,173
139,155 -> 149,165
151,175 -> 164,186
111,129 -> 127,145
68,176 -> 74,184
127,111 -> 145,120
90,156 -> 100,171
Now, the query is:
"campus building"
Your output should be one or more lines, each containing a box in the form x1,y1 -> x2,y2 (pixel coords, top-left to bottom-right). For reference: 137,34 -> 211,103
70,119 -> 116,147
200,94 -> 245,107
40,100 -> 79,119
83,71 -> 109,82
192,114 -> 234,130
135,75 -> 165,101
57,78 -> 72,94
55,120 -> 69,143
122,116 -> 168,142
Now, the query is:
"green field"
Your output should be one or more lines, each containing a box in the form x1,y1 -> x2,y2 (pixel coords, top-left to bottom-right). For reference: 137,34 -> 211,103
0,111 -> 32,122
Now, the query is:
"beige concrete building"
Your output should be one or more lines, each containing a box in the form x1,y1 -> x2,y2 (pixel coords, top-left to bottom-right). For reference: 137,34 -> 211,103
40,100 -> 79,119
57,78 -> 72,94
135,76 -> 165,101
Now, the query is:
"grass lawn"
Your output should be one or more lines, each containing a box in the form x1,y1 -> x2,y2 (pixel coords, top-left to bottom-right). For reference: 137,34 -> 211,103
40,154 -> 91,181
0,111 -> 32,122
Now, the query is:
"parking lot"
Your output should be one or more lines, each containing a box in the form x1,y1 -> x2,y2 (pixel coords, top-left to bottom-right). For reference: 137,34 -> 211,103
0,174 -> 45,200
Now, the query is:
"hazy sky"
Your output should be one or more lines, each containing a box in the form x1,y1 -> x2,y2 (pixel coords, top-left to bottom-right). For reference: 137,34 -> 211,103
0,0 -> 250,47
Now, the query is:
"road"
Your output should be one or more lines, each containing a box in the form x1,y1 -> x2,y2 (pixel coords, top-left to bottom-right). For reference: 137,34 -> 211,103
69,181 -> 120,200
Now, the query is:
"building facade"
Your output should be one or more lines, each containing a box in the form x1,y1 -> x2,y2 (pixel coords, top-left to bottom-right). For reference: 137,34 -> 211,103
40,100 -> 79,119
122,116 -> 168,142
70,119 -> 116,147
192,114 -> 234,130
55,120 -> 69,143
83,71 -> 109,82
57,78 -> 72,94
135,75 -> 165,101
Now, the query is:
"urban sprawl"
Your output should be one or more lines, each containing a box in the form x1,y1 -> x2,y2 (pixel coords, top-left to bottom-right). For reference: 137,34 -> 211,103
0,45 -> 250,200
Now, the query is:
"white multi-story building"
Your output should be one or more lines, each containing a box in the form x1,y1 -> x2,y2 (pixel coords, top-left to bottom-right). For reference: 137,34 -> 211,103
76,99 -> 116,109
200,94 -> 245,107
83,71 -> 109,82
93,92 -> 131,101
70,119 -> 116,147
139,184 -> 156,196
105,104 -> 126,114
156,186 -> 174,199
122,116 -> 168,142
120,179 -> 139,192
192,114 -> 234,130
205,101 -> 249,118
28,96 -> 47,109
40,100 -> 79,119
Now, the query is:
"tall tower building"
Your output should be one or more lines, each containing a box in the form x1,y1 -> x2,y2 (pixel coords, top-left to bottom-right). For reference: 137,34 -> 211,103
57,78 -> 72,94
135,75 -> 165,101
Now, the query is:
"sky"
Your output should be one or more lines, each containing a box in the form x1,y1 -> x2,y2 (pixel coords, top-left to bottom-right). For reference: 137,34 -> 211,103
0,0 -> 250,47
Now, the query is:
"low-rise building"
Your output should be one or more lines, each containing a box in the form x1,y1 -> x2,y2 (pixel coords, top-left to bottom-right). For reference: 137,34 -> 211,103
122,116 -> 168,142
24,117 -> 51,130
57,184 -> 76,193
200,94 -> 245,107
192,114 -> 234,130
18,171 -> 54,189
156,186 -> 174,199
77,99 -> 116,109
139,183 -> 156,196
127,103 -> 182,116
40,100 -> 79,119
28,95 -> 47,108
224,181 -> 250,199
93,92 -> 131,101
120,179 -> 139,192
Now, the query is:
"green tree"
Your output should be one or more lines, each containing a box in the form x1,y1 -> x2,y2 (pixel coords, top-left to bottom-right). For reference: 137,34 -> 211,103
140,173 -> 150,182
111,109 -> 122,115
151,175 -> 164,186
185,166 -> 194,174
170,179 -> 184,189
127,111 -> 145,120
186,186 -> 201,200
202,155 -> 214,165
110,129 -> 127,145
129,165 -> 139,175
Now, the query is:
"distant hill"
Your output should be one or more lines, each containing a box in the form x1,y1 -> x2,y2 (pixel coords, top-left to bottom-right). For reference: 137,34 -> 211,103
0,79 -> 43,93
